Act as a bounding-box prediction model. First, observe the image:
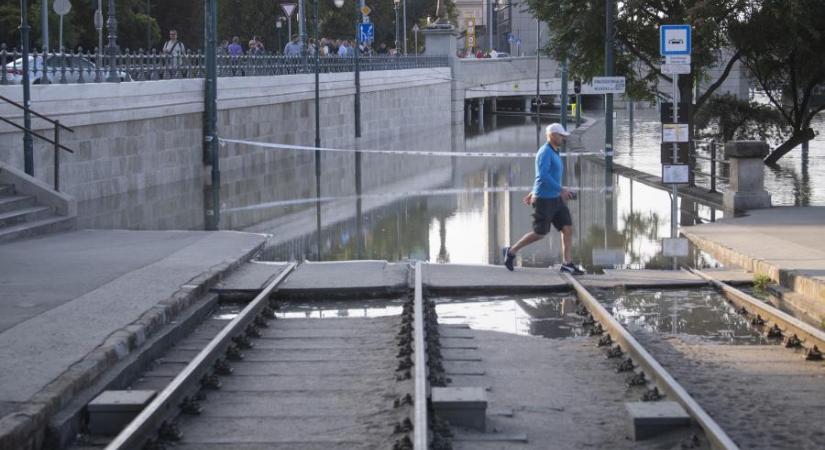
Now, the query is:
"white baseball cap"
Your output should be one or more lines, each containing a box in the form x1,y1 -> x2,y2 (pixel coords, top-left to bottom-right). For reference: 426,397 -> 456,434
546,123 -> 570,136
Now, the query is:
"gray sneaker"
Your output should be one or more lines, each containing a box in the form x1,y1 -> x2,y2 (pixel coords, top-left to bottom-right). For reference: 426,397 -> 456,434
560,263 -> 585,275
503,247 -> 515,271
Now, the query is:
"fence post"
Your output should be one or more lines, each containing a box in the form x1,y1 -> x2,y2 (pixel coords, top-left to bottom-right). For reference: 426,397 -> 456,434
709,141 -> 717,193
54,120 -> 61,191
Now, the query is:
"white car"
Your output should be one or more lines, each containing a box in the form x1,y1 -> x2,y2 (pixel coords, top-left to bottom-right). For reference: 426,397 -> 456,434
4,55 -> 131,84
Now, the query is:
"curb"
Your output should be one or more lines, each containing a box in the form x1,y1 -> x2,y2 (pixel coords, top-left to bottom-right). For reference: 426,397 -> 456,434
0,236 -> 265,450
683,231 -> 825,322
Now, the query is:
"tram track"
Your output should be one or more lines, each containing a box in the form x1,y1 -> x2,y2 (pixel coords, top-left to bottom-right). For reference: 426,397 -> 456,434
567,271 -> 825,450
83,261 -> 439,450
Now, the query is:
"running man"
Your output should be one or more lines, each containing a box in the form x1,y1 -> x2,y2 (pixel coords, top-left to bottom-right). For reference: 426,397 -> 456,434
503,123 -> 584,275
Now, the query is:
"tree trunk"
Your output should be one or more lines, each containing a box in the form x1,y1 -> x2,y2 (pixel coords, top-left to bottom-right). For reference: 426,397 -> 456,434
764,127 -> 816,165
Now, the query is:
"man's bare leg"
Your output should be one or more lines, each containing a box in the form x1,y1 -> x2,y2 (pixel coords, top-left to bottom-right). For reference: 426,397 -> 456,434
561,225 -> 573,264
508,231 -> 545,255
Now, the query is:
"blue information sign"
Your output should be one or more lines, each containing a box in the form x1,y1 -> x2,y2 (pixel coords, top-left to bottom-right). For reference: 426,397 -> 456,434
359,23 -> 374,43
660,25 -> 691,56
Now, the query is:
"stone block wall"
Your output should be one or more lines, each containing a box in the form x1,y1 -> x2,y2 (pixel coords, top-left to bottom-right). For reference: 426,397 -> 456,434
0,68 -> 452,231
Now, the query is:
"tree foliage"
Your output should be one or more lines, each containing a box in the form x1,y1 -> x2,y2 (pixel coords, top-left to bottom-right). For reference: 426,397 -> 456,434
521,0 -> 749,110
729,0 -> 825,163
693,93 -> 786,142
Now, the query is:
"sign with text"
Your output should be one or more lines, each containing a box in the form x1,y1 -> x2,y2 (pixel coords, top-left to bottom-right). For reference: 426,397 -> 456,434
466,18 -> 476,49
589,76 -> 626,94
662,164 -> 690,184
662,123 -> 689,143
665,55 -> 691,65
662,63 -> 691,75
660,24 -> 691,55
661,143 -> 689,164
662,238 -> 689,257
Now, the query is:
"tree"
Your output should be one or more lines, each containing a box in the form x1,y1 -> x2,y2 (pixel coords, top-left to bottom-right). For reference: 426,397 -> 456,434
521,0 -> 750,113
729,0 -> 825,164
693,93 -> 786,142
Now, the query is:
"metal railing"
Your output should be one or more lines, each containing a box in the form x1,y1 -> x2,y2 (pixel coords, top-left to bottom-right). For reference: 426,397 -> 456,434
0,44 -> 449,85
0,95 -> 74,191
691,139 -> 730,194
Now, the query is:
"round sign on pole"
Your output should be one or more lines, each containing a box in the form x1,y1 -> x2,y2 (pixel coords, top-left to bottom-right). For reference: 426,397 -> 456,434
53,0 -> 72,16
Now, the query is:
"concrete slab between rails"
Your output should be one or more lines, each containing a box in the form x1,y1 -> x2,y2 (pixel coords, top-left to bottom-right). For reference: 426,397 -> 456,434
212,261 -> 291,294
625,401 -> 691,441
0,230 -> 266,450
276,260 -> 410,298
578,269 -> 706,289
422,263 -> 569,294
683,207 -> 825,322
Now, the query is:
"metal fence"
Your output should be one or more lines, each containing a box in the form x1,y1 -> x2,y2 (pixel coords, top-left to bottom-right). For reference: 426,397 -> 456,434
691,139 -> 730,193
0,45 -> 449,85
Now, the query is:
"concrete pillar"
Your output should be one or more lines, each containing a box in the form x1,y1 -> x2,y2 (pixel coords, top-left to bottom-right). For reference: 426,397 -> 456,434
491,97 -> 497,113
524,97 -> 532,112
723,141 -> 771,214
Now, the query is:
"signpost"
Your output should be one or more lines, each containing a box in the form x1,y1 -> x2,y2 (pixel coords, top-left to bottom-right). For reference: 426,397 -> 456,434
589,76 -> 626,94
280,3 -> 297,42
54,0 -> 72,52
660,24 -> 692,264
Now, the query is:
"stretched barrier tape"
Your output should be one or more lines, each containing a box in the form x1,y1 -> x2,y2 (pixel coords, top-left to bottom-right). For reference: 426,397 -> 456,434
218,137 -> 605,158
221,185 -> 615,213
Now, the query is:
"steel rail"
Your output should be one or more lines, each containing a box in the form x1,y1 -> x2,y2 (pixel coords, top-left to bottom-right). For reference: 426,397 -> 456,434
563,274 -> 739,450
413,262 -> 429,450
690,268 -> 825,350
106,263 -> 296,450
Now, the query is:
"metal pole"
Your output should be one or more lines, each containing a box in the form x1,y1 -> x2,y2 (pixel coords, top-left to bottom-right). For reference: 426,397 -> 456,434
205,0 -> 219,230
314,0 -> 322,260
710,141 -> 717,193
535,18 -> 540,148
604,0 -> 614,173
560,59 -> 568,135
41,0 -> 49,84
147,0 -> 151,50
394,3 -> 400,52
354,7 -> 361,138
402,0 -> 407,55
96,1 -> 103,82
414,30 -> 418,55
575,93 -> 581,127
106,0 -> 119,82
672,74 -> 679,239
20,0 -> 34,176
488,0 -> 493,51
54,121 -> 60,190
287,16 -> 292,47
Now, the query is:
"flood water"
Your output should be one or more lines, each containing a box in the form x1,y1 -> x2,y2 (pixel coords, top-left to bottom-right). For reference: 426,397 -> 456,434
255,111 -> 725,270
593,287 -> 773,345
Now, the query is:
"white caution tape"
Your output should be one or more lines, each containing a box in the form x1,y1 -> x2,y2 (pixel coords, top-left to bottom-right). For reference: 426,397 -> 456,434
218,137 -> 605,159
222,185 -> 613,214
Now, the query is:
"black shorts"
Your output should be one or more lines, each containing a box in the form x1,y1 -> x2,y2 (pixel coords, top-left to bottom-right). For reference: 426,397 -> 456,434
532,197 -> 572,235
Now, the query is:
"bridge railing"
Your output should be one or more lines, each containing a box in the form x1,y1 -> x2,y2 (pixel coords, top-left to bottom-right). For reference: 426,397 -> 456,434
0,44 -> 449,85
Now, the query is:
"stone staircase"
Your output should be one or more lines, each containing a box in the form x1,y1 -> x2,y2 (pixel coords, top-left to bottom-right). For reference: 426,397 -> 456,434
0,183 -> 75,243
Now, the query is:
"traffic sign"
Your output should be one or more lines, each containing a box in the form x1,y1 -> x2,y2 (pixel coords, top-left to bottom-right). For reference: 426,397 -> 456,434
53,0 -> 71,16
662,64 -> 691,75
660,24 -> 691,55
360,5 -> 371,16
662,164 -> 690,184
662,123 -> 689,143
359,23 -> 374,43
662,237 -> 689,257
280,3 -> 297,17
590,76 -> 626,94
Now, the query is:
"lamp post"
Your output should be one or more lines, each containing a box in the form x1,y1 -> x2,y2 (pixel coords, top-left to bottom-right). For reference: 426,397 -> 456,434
276,17 -> 283,53
20,0 -> 34,176
412,23 -> 419,55
106,0 -> 119,82
402,0 -> 407,55
393,0 -> 400,53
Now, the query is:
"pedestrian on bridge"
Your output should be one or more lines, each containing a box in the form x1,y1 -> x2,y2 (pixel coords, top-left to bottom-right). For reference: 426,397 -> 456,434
503,123 -> 584,275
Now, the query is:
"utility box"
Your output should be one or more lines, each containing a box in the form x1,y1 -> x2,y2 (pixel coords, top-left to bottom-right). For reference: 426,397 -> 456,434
432,387 -> 487,431
88,390 -> 156,435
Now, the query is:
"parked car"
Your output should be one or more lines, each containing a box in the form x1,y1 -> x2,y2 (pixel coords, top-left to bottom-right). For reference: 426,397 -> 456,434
493,51 -> 511,58
4,55 -> 131,84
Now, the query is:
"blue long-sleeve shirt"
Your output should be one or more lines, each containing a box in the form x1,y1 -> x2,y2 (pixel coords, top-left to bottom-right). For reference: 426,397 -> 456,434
533,142 -> 563,199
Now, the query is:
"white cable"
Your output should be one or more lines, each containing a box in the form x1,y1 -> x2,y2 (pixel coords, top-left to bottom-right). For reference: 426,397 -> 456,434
218,137 -> 605,158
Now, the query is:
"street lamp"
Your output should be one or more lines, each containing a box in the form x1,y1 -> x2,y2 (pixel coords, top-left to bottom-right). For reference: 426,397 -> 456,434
412,23 -> 419,55
19,0 -> 34,175
106,0 -> 119,82
276,17 -> 283,52
393,0 -> 400,53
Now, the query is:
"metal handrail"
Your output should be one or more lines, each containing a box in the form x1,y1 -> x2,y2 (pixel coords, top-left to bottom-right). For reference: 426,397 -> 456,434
691,140 -> 729,194
0,95 -> 75,191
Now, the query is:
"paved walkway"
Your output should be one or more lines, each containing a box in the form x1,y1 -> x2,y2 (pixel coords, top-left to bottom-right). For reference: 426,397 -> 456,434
0,230 -> 266,448
683,207 -> 825,322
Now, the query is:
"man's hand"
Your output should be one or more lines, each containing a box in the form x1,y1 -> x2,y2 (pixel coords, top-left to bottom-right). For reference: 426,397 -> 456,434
522,192 -> 534,205
560,188 -> 574,201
